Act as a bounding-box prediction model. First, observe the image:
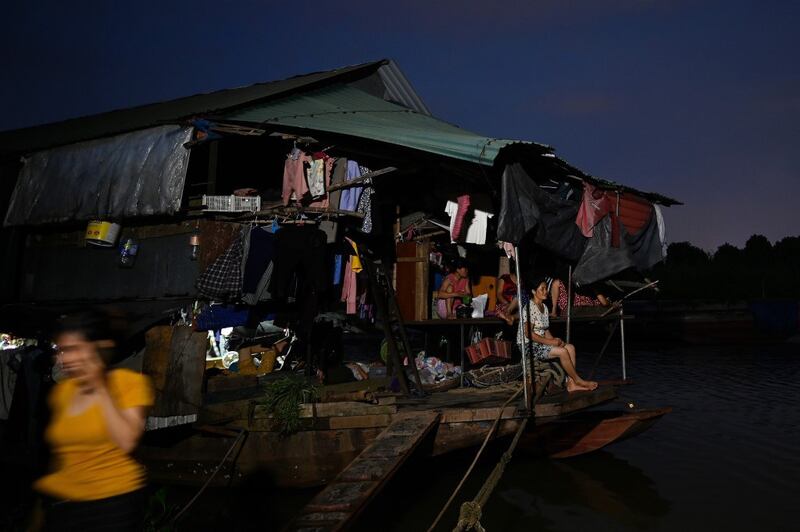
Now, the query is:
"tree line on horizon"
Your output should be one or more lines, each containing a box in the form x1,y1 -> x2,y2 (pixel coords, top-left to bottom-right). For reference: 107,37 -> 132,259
648,234 -> 800,301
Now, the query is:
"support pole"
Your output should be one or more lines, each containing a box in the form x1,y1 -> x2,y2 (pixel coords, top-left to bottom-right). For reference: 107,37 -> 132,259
565,266 -> 573,344
513,246 -> 532,412
460,323 -> 466,387
620,306 -> 627,380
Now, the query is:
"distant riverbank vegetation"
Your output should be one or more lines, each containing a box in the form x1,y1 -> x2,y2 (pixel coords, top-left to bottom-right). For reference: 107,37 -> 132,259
649,235 -> 800,301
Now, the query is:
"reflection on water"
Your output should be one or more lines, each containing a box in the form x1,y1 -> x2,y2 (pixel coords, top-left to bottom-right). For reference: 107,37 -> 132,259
355,342 -> 800,532
488,452 -> 670,531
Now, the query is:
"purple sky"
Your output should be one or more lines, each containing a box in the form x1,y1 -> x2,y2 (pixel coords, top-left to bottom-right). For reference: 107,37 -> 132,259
1,0 -> 797,251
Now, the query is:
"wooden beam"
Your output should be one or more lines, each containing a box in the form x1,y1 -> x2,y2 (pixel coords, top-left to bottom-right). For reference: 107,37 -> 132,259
326,167 -> 397,192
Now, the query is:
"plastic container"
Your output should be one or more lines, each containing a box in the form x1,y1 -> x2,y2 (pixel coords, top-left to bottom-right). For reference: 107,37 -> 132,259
202,195 -> 261,212
85,221 -> 121,247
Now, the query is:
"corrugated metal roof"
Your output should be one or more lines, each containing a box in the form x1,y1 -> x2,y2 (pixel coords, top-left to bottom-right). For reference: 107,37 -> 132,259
378,60 -> 432,116
0,59 -> 431,156
219,83 -> 547,166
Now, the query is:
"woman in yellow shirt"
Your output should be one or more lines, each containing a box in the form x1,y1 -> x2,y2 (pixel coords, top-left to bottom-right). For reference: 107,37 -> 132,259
35,311 -> 154,531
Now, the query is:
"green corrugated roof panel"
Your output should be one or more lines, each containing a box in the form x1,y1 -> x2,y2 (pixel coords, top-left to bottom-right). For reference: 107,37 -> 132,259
220,84 -> 546,166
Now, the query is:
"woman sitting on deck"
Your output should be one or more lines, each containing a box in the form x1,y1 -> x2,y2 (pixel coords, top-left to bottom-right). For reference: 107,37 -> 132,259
520,278 -> 598,392
435,259 -> 471,319
495,265 -> 519,325
549,278 -> 610,318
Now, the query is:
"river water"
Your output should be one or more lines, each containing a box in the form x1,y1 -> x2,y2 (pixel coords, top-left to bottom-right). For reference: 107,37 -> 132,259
351,341 -> 800,532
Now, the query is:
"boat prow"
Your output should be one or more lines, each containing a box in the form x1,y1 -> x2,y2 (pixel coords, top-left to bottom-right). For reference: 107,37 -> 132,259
522,406 -> 672,458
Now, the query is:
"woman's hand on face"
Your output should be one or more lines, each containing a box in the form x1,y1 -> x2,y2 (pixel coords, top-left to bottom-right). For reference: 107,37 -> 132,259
78,351 -> 106,391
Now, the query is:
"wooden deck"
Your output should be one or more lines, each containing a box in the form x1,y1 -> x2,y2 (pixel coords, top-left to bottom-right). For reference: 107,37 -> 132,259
285,412 -> 440,531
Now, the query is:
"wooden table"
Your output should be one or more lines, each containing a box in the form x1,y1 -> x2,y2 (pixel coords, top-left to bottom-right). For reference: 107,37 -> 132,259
405,313 -> 635,384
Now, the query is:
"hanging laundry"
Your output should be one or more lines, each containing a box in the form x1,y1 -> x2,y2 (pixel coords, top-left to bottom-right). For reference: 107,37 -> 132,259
306,158 -> 326,198
575,182 -> 613,238
339,161 -> 363,211
345,237 -> 363,272
319,220 -> 338,243
357,180 -> 374,233
612,192 -> 654,235
341,256 -> 358,314
240,226 -> 277,305
654,204 -> 667,256
282,152 -> 311,205
270,226 -> 328,299
329,158 -> 348,209
444,198 -> 494,245
332,254 -> 343,286
449,195 -> 471,240
196,230 -> 245,301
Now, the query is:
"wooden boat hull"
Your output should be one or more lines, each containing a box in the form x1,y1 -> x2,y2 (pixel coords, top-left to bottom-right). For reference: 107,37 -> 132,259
138,386 -> 663,488
520,407 -> 671,458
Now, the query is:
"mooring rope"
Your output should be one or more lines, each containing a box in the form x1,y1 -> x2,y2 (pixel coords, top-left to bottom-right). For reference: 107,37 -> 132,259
452,416 -> 530,532
426,386 -> 524,532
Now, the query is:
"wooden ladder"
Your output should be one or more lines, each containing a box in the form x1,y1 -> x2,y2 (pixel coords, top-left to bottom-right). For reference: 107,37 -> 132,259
361,255 -> 424,396
285,411 -> 440,531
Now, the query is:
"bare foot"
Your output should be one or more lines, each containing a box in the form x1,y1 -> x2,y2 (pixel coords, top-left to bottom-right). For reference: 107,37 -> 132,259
566,378 -> 598,392
566,379 -> 588,392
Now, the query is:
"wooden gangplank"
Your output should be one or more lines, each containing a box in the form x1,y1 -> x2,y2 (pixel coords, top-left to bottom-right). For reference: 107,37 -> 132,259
285,411 -> 440,531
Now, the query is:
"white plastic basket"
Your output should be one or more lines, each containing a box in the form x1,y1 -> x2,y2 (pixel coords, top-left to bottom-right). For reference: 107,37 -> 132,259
202,195 -> 261,212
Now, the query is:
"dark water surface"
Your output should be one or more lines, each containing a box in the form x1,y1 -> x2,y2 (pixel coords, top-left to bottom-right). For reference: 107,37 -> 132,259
351,342 -> 800,532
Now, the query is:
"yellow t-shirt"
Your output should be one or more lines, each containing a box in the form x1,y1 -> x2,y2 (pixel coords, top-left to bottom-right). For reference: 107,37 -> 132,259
35,369 -> 154,501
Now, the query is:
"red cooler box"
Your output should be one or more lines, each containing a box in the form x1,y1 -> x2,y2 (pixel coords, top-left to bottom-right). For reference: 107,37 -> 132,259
466,338 -> 512,365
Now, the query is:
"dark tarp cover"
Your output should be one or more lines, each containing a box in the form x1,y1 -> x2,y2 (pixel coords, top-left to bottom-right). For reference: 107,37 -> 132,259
496,163 -> 587,262
4,125 -> 192,226
626,212 -> 664,271
573,212 -> 664,285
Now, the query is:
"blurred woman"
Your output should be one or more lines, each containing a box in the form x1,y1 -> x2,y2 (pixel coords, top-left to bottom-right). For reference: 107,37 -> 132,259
34,311 -> 153,531
520,279 -> 598,392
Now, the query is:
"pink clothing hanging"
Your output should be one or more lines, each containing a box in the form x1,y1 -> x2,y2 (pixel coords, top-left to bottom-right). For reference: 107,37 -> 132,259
575,182 -> 613,237
282,153 -> 311,205
450,194 -> 471,241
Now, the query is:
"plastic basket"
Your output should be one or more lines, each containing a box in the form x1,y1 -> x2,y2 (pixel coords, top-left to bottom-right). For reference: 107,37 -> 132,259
202,195 -> 261,212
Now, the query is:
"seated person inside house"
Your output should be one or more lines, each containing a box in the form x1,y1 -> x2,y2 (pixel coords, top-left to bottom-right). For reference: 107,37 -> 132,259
495,263 -> 519,325
520,277 -> 598,392
435,259 -> 471,319
549,278 -> 610,318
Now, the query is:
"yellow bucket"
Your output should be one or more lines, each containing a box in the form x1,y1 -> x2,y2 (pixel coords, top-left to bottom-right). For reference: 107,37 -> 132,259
85,221 -> 121,247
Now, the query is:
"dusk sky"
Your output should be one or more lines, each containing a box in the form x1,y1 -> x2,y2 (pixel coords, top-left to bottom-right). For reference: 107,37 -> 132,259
1,0 -> 797,251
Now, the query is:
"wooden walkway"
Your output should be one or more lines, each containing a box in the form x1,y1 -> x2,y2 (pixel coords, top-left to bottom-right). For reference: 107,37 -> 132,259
285,411 -> 441,531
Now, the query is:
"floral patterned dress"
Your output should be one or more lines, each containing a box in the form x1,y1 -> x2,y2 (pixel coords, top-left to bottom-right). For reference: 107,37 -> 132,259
518,300 -> 553,361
